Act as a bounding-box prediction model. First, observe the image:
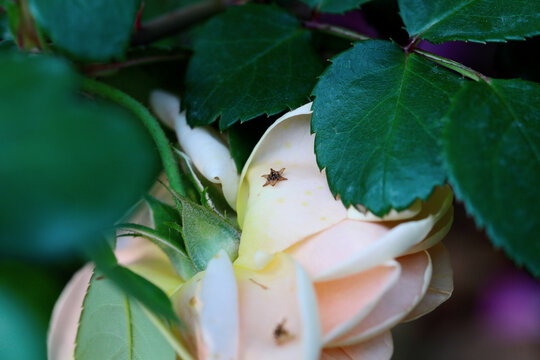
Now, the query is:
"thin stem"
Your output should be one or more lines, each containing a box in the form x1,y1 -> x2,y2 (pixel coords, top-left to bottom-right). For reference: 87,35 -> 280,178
303,20 -> 372,42
414,49 -> 491,83
81,78 -> 187,197
82,52 -> 189,77
131,0 -> 235,46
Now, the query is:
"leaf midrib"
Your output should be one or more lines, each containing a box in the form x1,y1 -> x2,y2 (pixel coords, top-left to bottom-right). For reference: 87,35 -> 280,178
490,83 -> 540,164
416,0 -> 478,37
123,295 -> 133,360
194,29 -> 305,121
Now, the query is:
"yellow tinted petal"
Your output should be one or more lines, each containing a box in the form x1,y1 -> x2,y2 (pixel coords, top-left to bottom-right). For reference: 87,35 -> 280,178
235,105 -> 347,269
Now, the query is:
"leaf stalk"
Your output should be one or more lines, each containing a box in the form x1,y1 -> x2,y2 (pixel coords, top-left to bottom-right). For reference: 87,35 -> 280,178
80,78 -> 187,198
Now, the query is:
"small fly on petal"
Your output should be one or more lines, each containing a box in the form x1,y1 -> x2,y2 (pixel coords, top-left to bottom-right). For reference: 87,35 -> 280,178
262,168 -> 288,187
273,319 -> 295,345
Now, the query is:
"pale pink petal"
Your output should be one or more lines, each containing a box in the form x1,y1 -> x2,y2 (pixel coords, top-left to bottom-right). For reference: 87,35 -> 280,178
172,272 -> 205,358
315,261 -> 400,344
236,253 -> 322,360
235,106 -> 348,269
287,220 -> 387,279
321,332 -> 393,360
289,217 -> 433,282
403,243 -> 453,321
331,251 -> 432,346
47,264 -> 93,360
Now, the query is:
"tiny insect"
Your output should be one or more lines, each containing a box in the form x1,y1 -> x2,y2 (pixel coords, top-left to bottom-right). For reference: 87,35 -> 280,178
262,168 -> 288,187
273,319 -> 295,345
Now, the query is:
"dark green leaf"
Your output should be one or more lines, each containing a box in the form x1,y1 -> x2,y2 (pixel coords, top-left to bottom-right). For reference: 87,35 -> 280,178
0,287 -> 45,360
299,0 -> 373,14
117,223 -> 196,280
443,79 -> 540,276
184,4 -> 324,129
228,116 -> 273,173
312,40 -> 463,215
399,0 -> 540,43
145,195 -> 183,243
180,197 -> 240,271
28,0 -> 139,60
75,270 -> 175,360
0,53 -> 159,258
90,240 -> 178,320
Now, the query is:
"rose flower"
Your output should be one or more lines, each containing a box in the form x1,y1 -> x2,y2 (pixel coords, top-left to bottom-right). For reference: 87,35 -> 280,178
48,94 -> 453,360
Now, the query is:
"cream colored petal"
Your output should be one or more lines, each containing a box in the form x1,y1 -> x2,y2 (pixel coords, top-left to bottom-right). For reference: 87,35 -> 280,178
150,90 -> 239,209
199,250 -> 239,359
236,253 -> 322,360
403,243 -> 453,321
405,205 -> 453,254
331,251 -> 432,346
47,264 -> 93,360
347,199 -> 421,222
321,332 -> 393,360
235,104 -> 348,269
315,261 -> 400,344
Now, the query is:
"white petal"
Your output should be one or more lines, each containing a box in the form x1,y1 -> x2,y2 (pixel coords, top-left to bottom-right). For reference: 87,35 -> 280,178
47,265 -> 93,360
199,250 -> 239,359
150,90 -> 239,209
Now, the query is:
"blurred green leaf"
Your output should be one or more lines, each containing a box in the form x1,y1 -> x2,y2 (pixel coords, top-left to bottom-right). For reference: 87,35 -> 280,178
399,0 -> 540,43
184,4 -> 324,129
299,0 -> 373,14
140,0 -> 200,21
312,40 -> 463,216
117,222 -> 196,280
0,286 -> 46,360
180,196 -> 240,271
90,239 -> 178,320
28,0 -> 139,60
0,53 -> 159,258
0,261 -> 63,328
443,79 -> 540,276
0,4 -> 12,41
75,270 -> 175,360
